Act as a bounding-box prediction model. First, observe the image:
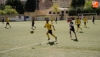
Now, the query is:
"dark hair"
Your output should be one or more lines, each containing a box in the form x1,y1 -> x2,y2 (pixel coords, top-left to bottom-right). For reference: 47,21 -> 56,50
46,20 -> 49,21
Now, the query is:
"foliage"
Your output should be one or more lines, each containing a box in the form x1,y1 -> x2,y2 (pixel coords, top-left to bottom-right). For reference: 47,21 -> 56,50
0,5 -> 18,15
71,0 -> 85,8
96,7 -> 100,15
69,0 -> 100,15
68,8 -> 77,16
25,0 -> 36,12
5,0 -> 13,6
0,4 -> 5,10
5,0 -> 24,14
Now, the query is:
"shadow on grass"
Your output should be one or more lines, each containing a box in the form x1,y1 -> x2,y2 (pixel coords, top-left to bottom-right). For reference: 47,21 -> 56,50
79,31 -> 84,33
71,39 -> 78,42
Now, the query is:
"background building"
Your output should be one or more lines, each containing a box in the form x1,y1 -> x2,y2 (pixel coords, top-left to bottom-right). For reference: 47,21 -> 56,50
0,0 -> 6,4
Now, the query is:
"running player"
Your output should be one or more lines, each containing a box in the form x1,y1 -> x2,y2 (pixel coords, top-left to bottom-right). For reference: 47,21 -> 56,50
5,17 -> 11,28
44,20 -> 57,42
92,15 -> 95,24
83,17 -> 88,28
50,16 -> 54,24
31,16 -> 36,30
69,20 -> 78,41
2,17 -> 4,24
75,18 -> 82,32
55,16 -> 57,24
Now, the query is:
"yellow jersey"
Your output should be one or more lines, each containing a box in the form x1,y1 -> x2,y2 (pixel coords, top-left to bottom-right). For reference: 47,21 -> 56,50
6,18 -> 9,23
83,18 -> 87,22
44,23 -> 52,30
75,19 -> 81,24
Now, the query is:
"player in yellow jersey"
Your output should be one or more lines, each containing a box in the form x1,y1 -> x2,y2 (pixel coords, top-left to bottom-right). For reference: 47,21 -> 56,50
75,18 -> 82,32
44,20 -> 57,42
83,17 -> 88,28
5,17 -> 11,28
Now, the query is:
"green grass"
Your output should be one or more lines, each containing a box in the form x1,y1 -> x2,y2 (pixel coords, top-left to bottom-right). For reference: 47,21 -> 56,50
0,20 -> 100,57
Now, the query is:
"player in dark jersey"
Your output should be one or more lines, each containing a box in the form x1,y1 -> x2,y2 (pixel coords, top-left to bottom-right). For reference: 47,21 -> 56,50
92,15 -> 95,24
31,16 -> 36,30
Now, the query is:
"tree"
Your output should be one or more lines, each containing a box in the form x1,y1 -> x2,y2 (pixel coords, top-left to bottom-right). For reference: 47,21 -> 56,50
13,0 -> 24,14
0,4 -> 5,10
25,0 -> 36,12
77,0 -> 85,7
5,0 -> 13,6
71,0 -> 77,8
36,0 -> 40,10
5,0 -> 24,14
71,0 -> 85,8
0,5 -> 18,15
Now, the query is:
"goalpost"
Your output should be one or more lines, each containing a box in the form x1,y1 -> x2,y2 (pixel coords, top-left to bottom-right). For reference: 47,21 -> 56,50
78,13 -> 97,20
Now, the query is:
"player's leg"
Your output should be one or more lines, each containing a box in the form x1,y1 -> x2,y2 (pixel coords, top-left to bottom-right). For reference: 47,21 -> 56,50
32,23 -> 36,30
84,22 -> 86,27
8,24 -> 11,28
79,24 -> 82,30
72,30 -> 78,41
31,23 -> 34,29
77,24 -> 79,32
49,30 -> 57,41
84,22 -> 85,27
5,23 -> 8,28
33,25 -> 36,29
92,19 -> 94,24
69,30 -> 72,40
85,22 -> 87,28
46,31 -> 50,41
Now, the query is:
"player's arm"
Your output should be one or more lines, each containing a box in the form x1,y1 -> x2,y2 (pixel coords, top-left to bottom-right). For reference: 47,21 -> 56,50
44,24 -> 46,28
51,25 -> 55,31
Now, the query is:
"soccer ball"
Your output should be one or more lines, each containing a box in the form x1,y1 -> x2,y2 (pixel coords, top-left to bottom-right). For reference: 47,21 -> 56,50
49,42 -> 54,45
30,31 -> 34,34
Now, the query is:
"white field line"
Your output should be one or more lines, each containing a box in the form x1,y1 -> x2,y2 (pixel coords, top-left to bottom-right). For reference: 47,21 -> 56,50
0,41 -> 48,53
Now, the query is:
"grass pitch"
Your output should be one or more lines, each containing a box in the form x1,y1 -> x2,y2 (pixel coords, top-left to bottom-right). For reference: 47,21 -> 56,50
0,20 -> 100,57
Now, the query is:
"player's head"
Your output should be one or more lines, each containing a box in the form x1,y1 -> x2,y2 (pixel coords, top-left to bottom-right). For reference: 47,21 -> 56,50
46,20 -> 49,23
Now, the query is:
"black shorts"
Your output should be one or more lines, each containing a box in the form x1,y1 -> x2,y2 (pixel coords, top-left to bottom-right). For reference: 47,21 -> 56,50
77,24 -> 80,28
32,23 -> 34,26
48,30 -> 52,34
84,22 -> 86,25
70,27 -> 75,32
92,20 -> 94,22
6,23 -> 9,25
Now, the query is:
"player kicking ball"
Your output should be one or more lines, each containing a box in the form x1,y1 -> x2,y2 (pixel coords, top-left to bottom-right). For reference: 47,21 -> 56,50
31,16 -> 36,30
69,20 -> 78,41
44,20 -> 57,44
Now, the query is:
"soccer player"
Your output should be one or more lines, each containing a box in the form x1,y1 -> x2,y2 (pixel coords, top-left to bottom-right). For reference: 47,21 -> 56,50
2,17 -> 4,24
92,15 -> 95,24
50,16 -> 54,24
75,18 -> 82,32
83,17 -> 88,28
44,20 -> 57,42
55,16 -> 57,24
67,17 -> 72,23
69,20 -> 78,41
5,17 -> 11,28
31,16 -> 36,30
